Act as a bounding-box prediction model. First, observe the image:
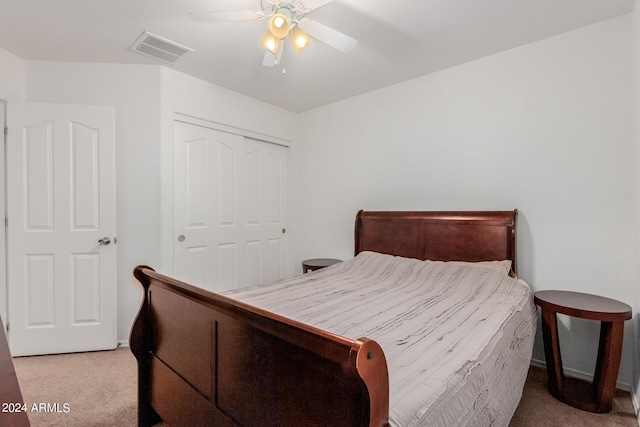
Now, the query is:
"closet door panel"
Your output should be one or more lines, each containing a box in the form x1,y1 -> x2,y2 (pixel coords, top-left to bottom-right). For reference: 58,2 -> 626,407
174,122 -> 289,291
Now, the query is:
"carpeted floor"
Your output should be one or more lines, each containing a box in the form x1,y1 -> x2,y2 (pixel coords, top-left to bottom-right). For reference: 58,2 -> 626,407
11,347 -> 640,426
13,346 -> 138,427
510,365 -> 637,427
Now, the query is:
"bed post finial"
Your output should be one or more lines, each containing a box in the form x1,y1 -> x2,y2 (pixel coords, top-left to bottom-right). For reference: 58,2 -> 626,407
130,266 -> 162,427
130,265 -> 154,360
350,338 -> 390,427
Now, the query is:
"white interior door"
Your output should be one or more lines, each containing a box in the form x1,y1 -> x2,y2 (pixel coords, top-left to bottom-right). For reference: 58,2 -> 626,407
243,137 -> 289,285
174,121 -> 289,291
7,102 -> 117,356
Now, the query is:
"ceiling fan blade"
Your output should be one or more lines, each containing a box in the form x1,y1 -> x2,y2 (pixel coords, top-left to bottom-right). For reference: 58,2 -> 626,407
188,10 -> 261,23
299,19 -> 357,53
302,0 -> 335,11
263,51 -> 276,67
263,40 -> 285,67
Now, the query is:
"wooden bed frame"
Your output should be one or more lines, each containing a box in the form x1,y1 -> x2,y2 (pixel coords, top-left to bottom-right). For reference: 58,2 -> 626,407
130,210 -> 518,427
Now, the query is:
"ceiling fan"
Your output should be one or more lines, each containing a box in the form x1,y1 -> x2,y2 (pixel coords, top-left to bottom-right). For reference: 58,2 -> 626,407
189,0 -> 358,67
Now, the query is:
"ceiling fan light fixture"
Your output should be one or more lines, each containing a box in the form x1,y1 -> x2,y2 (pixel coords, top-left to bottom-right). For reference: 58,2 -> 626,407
269,11 -> 291,39
291,27 -> 312,53
260,30 -> 280,54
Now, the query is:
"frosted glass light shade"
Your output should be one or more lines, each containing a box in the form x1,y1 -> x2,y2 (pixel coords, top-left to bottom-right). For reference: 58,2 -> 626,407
269,12 -> 290,39
260,30 -> 280,54
291,27 -> 312,53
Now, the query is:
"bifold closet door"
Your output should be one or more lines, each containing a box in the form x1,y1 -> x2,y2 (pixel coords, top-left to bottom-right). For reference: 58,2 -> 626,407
174,121 -> 289,292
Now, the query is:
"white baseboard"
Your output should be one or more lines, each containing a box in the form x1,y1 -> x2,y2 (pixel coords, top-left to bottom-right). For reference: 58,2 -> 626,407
530,357 -> 546,369
632,386 -> 640,426
117,340 -> 129,348
530,357 -> 631,392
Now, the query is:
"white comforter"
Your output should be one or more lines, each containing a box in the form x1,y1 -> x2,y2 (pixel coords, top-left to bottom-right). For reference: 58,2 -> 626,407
223,251 -> 537,427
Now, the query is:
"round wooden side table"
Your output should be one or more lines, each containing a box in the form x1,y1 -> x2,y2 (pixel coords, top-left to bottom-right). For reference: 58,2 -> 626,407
534,290 -> 631,413
302,258 -> 341,274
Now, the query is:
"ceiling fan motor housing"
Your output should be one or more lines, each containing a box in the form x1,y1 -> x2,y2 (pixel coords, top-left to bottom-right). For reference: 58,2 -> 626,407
262,0 -> 309,24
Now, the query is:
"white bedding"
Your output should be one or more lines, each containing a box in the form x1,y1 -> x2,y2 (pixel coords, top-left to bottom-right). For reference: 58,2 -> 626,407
223,251 -> 537,427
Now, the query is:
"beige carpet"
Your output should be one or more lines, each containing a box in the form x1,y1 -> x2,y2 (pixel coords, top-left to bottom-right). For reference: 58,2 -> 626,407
13,347 -> 137,427
510,365 -> 637,427
11,347 -> 639,426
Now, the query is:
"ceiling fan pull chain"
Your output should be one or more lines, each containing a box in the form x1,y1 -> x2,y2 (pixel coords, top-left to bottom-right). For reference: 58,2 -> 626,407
279,43 -> 287,72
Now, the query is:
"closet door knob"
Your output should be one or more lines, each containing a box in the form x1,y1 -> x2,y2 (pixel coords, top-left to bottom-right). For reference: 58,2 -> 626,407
98,237 -> 111,246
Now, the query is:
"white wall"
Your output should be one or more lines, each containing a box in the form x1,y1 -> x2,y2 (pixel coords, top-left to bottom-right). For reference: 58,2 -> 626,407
296,15 -> 635,387
631,1 -> 640,419
0,46 -> 26,101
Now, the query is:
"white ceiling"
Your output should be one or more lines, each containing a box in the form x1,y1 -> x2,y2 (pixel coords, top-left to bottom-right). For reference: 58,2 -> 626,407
0,0 -> 634,112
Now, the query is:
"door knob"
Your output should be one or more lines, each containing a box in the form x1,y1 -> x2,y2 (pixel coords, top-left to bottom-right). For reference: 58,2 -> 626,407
98,237 -> 111,246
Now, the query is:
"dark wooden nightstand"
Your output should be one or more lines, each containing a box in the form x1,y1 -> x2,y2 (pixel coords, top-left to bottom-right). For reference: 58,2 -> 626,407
302,258 -> 341,274
534,290 -> 631,413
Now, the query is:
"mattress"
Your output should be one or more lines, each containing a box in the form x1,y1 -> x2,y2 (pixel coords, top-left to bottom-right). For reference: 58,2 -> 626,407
223,251 -> 537,427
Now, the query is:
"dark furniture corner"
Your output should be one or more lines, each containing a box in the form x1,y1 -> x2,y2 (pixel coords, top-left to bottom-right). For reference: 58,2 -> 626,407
0,316 -> 30,427
534,290 -> 631,413
302,258 -> 342,273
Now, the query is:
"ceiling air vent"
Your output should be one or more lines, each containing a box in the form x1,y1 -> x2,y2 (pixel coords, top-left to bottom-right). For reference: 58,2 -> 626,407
129,31 -> 194,65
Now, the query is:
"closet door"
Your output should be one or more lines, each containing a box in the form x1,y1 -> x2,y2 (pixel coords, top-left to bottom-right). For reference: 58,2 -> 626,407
243,137 -> 289,286
174,121 -> 289,291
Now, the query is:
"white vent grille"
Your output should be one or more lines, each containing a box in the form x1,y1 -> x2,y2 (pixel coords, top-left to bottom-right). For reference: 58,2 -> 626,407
129,31 -> 194,65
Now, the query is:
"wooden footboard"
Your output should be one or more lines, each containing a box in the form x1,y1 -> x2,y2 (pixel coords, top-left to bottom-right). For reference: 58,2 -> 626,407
130,266 -> 390,427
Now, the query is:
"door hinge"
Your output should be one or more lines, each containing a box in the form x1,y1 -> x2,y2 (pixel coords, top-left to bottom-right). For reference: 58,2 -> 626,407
4,217 -> 7,228
6,322 -> 9,332
4,126 -> 6,137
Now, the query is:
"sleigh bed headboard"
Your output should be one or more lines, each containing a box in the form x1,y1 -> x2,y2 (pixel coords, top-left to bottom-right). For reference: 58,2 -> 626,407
354,210 -> 518,274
